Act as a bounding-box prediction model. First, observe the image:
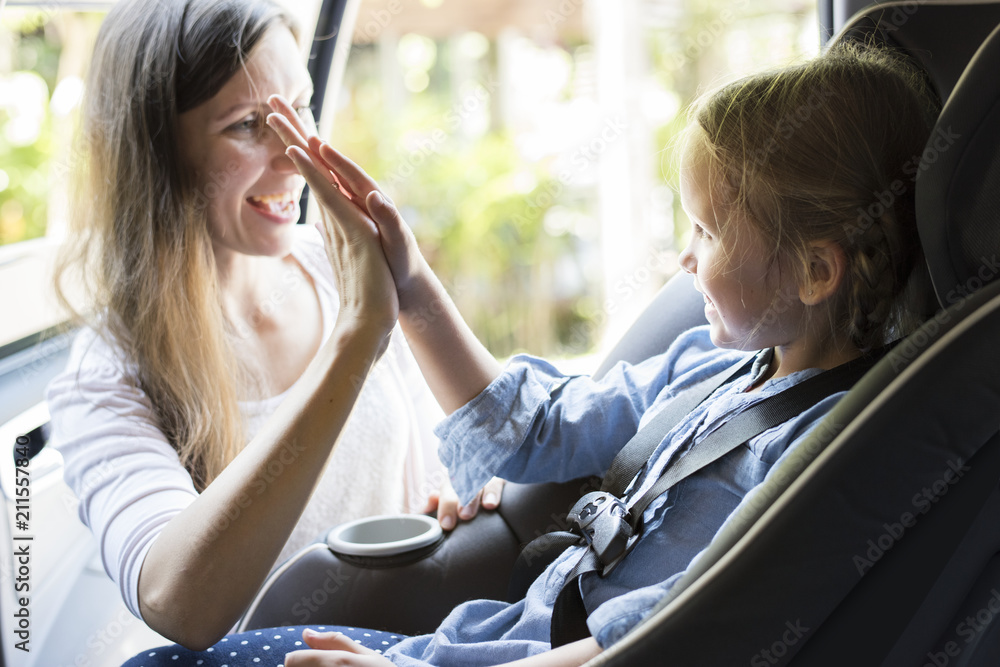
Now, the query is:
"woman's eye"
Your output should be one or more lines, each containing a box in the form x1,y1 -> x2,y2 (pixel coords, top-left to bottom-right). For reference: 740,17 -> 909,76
229,115 -> 260,132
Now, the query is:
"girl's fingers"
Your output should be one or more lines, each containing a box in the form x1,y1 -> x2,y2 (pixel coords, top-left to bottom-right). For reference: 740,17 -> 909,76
286,147 -> 375,235
284,649 -> 391,666
301,629 -> 379,655
315,142 -> 383,201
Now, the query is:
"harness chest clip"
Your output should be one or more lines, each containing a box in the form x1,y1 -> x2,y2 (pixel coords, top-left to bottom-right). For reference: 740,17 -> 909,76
567,491 -> 635,575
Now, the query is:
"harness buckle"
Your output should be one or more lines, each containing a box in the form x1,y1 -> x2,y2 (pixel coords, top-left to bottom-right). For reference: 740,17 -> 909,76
567,491 -> 634,574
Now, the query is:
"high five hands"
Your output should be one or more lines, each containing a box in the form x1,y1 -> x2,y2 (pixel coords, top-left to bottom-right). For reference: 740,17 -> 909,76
265,95 -> 503,527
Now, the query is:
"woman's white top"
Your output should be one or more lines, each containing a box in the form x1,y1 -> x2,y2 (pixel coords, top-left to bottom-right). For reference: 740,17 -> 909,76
45,226 -> 446,620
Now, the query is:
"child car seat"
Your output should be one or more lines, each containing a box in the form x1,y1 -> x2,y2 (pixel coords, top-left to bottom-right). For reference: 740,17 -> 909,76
590,15 -> 1000,667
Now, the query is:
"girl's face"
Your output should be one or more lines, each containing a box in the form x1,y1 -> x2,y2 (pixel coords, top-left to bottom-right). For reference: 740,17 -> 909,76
678,147 -> 805,350
178,26 -> 313,261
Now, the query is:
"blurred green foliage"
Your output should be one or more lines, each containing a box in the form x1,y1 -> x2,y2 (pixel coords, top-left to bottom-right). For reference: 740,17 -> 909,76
0,11 -> 60,245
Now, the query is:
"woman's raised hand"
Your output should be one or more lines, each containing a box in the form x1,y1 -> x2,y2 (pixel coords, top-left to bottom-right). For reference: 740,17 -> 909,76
265,95 -> 398,335
267,95 -> 430,315
268,95 -> 503,416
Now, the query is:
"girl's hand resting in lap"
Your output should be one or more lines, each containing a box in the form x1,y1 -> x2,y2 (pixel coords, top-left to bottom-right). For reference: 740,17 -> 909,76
284,629 -> 393,666
283,629 -> 603,667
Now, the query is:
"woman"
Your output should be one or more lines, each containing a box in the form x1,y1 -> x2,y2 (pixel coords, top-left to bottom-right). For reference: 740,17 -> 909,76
46,0 -> 500,649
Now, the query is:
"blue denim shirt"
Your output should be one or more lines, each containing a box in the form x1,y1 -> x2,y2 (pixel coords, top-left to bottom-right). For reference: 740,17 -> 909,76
384,326 -> 844,666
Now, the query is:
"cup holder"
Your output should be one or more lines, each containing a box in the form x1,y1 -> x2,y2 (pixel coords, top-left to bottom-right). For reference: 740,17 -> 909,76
326,514 -> 443,561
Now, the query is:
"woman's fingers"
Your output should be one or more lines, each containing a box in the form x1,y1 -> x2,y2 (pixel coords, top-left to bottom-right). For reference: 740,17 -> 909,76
268,94 -> 316,146
285,147 -> 373,235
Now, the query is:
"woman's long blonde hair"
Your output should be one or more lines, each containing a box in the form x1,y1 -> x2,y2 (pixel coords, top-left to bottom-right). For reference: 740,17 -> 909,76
55,0 -> 297,490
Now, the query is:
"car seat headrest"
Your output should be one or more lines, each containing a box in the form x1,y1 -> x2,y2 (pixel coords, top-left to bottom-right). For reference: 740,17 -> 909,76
916,22 -> 1000,308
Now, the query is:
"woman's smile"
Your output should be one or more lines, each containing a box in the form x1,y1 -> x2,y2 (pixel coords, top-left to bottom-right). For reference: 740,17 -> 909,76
246,190 -> 302,223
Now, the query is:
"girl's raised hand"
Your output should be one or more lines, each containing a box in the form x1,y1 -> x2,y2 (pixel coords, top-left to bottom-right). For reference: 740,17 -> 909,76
266,96 -> 398,335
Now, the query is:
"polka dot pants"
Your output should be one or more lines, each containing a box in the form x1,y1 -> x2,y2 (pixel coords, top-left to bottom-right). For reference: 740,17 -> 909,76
120,625 -> 407,667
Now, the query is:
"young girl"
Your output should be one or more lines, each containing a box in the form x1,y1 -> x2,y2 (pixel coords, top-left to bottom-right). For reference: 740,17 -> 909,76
46,0 -> 500,651
124,40 -> 938,667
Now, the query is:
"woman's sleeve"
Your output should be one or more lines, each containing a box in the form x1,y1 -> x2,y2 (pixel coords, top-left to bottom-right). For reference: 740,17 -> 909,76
435,326 -> 739,503
45,331 -> 198,620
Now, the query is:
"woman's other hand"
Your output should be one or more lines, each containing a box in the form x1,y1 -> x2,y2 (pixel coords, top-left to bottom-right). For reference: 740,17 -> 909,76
424,477 -> 505,531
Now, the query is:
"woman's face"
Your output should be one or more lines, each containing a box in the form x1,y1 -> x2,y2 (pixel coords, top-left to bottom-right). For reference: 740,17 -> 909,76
178,26 -> 313,261
677,145 -> 805,350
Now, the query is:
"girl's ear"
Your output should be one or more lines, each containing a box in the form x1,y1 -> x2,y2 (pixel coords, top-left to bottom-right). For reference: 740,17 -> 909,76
800,240 -> 847,306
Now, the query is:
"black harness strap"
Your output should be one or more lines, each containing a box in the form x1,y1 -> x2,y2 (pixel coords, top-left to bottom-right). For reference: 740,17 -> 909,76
599,355 -> 758,497
549,347 -> 887,648
507,356 -> 754,603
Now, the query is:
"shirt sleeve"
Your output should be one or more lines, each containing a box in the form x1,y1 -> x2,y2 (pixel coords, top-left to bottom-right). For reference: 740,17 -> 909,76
435,325 -> 739,503
584,390 -> 846,648
45,330 -> 198,621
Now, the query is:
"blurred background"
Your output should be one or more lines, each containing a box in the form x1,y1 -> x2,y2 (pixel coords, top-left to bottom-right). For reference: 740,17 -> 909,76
0,0 -> 819,363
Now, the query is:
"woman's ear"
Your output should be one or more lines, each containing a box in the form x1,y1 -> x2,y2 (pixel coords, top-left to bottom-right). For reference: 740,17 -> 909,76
800,240 -> 846,306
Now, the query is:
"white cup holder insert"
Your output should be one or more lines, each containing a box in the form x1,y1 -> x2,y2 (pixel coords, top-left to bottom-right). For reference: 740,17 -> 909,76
326,514 -> 443,557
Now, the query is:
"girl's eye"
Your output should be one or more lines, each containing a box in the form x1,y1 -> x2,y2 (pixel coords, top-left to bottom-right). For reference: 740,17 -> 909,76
693,223 -> 712,240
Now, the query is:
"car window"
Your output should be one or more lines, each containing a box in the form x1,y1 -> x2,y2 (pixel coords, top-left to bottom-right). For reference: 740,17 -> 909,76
327,0 -> 819,367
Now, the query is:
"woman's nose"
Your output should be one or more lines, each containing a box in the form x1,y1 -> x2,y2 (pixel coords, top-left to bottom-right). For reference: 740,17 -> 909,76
269,134 -> 299,174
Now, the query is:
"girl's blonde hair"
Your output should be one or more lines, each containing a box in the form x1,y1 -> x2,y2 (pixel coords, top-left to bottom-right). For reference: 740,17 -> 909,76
687,41 -> 940,352
54,0 -> 297,491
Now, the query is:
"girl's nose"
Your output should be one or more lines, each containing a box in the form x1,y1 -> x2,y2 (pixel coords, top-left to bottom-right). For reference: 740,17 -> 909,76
678,242 -> 696,275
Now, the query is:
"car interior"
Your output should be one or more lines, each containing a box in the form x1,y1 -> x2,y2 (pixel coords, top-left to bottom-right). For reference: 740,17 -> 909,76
0,0 -> 998,665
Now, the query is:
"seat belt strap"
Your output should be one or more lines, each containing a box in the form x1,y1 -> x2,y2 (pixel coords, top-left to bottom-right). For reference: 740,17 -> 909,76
600,354 -> 757,497
549,346 -> 888,648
